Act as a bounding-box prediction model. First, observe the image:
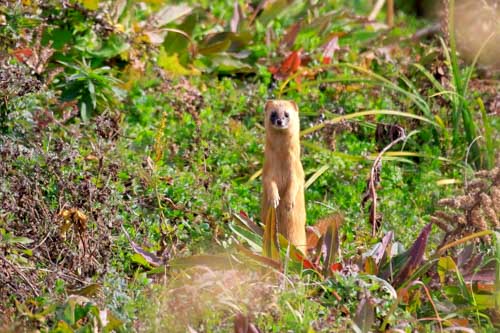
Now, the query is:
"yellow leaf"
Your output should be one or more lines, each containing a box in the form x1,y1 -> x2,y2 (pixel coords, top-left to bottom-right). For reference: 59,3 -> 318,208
263,207 -> 280,261
143,0 -> 163,5
79,0 -> 99,10
120,65 -> 144,91
434,114 -> 445,129
157,48 -> 199,76
437,256 -> 457,284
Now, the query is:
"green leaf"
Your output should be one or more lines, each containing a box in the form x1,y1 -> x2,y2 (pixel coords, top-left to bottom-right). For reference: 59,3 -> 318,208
6,236 -> 34,245
52,320 -> 74,333
131,253 -> 152,268
229,223 -> 262,252
207,54 -> 253,74
103,310 -> 124,332
231,212 -> 263,237
89,34 -> 130,59
87,80 -> 96,109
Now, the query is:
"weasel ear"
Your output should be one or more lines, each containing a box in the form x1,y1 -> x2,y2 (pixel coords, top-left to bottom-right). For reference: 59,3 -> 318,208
264,100 -> 274,111
290,101 -> 299,112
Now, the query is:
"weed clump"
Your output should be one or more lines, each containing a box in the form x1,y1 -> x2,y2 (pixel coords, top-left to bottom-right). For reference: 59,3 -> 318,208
432,155 -> 499,244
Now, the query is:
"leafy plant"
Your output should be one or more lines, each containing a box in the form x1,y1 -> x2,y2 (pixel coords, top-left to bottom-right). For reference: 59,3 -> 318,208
58,59 -> 123,121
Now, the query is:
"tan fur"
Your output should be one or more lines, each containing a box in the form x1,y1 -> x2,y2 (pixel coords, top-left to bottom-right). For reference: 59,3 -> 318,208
261,100 -> 306,252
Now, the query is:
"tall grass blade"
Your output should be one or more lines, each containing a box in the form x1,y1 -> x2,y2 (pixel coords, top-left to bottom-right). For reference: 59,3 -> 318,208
300,109 -> 440,137
477,97 -> 495,169
305,165 -> 329,189
495,231 -> 500,312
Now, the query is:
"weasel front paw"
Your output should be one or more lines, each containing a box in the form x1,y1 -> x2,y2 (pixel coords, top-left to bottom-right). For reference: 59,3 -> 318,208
268,193 -> 280,208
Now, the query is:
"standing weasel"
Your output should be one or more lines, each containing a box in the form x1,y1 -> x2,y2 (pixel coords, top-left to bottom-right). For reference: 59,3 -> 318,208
261,100 -> 306,252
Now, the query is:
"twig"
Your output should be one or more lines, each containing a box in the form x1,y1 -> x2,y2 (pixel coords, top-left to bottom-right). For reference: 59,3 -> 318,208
410,280 -> 443,333
369,0 -> 386,21
368,130 -> 406,237
0,254 -> 40,297
386,0 -> 394,27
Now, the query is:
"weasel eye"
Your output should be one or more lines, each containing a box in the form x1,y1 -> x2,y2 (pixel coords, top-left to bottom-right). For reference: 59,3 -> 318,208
285,112 -> 289,118
270,111 -> 278,119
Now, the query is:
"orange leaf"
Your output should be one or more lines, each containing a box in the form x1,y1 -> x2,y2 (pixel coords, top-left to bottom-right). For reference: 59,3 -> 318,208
13,48 -> 33,62
270,50 -> 301,80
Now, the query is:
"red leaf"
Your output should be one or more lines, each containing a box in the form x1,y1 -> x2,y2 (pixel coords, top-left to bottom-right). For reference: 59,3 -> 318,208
13,48 -> 33,63
269,50 -> 301,80
322,36 -> 339,65
293,251 -> 318,270
330,262 -> 343,272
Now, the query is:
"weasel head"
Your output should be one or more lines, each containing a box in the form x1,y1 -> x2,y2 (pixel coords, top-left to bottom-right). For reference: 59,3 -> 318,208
264,100 -> 299,133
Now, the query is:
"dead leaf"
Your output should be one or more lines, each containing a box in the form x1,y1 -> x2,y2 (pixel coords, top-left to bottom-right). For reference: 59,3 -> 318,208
121,226 -> 165,267
323,217 -> 342,277
393,223 -> 432,287
353,296 -> 375,333
280,22 -> 301,50
374,231 -> 393,265
234,312 -> 261,333
152,4 -> 192,27
58,208 -> 88,240
322,36 -> 340,64
230,1 -> 244,33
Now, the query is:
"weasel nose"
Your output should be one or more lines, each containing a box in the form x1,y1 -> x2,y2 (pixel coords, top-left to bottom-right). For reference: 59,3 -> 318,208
277,119 -> 283,126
